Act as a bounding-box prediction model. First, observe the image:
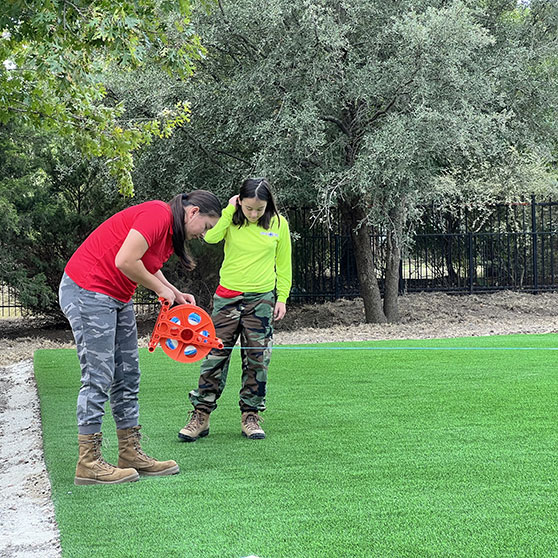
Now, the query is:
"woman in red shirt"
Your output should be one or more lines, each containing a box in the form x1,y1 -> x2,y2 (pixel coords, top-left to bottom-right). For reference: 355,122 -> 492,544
59,190 -> 221,485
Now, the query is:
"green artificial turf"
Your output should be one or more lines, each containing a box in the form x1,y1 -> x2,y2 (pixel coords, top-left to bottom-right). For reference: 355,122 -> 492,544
34,334 -> 558,558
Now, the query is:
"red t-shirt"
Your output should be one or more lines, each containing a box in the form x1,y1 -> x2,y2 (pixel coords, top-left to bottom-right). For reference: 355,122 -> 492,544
65,201 -> 174,303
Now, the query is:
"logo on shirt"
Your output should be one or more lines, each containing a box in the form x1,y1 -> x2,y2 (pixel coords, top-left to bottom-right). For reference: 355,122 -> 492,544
261,231 -> 278,237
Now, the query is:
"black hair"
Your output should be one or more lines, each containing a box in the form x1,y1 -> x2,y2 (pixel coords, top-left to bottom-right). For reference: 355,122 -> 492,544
169,190 -> 222,270
232,178 -> 280,230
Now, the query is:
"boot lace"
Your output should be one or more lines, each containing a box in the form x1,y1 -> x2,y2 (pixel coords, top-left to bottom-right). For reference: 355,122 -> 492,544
130,427 -> 151,459
244,413 -> 263,431
91,436 -> 115,470
185,409 -> 206,432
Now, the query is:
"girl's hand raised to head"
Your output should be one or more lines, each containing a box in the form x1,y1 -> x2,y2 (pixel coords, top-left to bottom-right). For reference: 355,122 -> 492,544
274,302 -> 286,321
228,195 -> 240,207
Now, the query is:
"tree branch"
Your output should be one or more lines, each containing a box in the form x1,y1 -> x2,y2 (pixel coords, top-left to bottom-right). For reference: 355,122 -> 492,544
368,96 -> 398,123
206,42 -> 241,65
215,149 -> 251,165
62,0 -> 86,17
367,71 -> 419,124
217,0 -> 260,57
217,0 -> 227,18
179,129 -> 234,174
320,115 -> 350,136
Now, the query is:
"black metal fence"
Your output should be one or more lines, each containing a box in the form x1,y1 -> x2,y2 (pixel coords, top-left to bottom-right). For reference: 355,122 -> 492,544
287,196 -> 558,302
0,284 -> 26,318
404,230 -> 558,294
2,197 -> 558,316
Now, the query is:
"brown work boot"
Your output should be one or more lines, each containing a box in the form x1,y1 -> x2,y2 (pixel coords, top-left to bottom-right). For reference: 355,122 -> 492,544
117,426 -> 179,476
178,409 -> 210,442
241,411 -> 265,439
75,432 -> 139,485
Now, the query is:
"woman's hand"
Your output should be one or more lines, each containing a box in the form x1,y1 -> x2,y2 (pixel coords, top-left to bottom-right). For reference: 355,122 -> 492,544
156,285 -> 176,306
274,302 -> 286,321
153,271 -> 195,306
175,292 -> 196,305
228,194 -> 240,207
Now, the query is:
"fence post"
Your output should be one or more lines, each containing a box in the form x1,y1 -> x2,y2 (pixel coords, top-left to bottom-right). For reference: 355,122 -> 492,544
334,233 -> 339,300
531,194 -> 538,293
468,232 -> 474,294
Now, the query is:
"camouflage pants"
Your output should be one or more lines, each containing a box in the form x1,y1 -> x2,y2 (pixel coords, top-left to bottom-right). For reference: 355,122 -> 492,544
59,273 -> 141,435
189,291 -> 275,414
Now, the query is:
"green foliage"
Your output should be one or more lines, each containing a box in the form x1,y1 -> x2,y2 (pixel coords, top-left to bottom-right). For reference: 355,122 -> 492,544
3,0 -> 558,316
0,123 -> 126,314
119,0 -> 558,322
126,0 -> 558,219
0,0 -> 206,194
0,117 -> 222,315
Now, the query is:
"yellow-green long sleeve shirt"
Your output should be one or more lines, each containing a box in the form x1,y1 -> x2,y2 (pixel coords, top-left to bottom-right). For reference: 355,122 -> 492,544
204,204 -> 293,303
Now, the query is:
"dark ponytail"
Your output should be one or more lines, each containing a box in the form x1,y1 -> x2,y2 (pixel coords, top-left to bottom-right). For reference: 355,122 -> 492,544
169,190 -> 222,270
232,178 -> 280,229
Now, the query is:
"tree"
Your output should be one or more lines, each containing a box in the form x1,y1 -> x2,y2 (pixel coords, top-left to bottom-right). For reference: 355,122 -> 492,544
0,123 -> 127,314
0,1 -> 213,313
129,0 -> 558,322
0,0 -> 206,195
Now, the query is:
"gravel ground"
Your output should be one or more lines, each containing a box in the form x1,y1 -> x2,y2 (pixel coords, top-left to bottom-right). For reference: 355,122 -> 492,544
2,290 -> 558,556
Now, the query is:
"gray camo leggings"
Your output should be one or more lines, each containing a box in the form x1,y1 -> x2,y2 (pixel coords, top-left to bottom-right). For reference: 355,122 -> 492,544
59,273 -> 140,435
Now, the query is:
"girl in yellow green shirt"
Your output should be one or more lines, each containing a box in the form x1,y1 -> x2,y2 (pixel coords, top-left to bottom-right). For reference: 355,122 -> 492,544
179,178 -> 292,441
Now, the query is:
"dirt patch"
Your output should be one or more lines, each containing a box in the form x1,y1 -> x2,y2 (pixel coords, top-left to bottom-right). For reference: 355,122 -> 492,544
2,290 -> 558,557
277,290 -> 558,331
2,290 -> 558,365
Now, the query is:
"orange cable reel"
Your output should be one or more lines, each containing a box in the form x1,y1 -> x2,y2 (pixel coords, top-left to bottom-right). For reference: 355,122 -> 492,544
148,298 -> 223,363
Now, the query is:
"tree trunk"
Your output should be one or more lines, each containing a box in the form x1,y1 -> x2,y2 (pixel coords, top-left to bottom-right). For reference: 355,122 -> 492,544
383,203 -> 404,323
443,213 -> 459,287
342,201 -> 386,323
